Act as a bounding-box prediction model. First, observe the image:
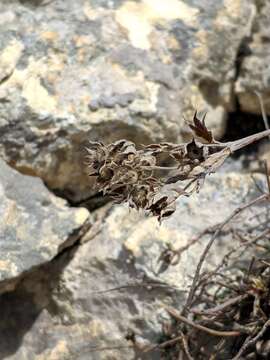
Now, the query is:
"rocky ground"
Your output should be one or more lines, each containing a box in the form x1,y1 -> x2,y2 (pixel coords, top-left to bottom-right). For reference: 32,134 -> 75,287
0,0 -> 270,359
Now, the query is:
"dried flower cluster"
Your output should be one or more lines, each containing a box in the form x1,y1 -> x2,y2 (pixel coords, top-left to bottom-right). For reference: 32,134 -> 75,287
86,112 -> 270,221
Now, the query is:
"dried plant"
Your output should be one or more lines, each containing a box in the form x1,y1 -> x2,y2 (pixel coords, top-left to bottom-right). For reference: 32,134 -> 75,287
85,106 -> 270,359
86,112 -> 270,221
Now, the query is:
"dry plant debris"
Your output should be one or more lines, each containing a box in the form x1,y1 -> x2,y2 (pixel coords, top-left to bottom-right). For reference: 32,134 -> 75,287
86,112 -> 270,221
139,175 -> 270,359
86,111 -> 270,359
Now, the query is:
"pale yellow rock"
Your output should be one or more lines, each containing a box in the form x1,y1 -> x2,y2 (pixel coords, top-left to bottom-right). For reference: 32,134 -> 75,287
23,76 -> 58,114
0,39 -> 24,80
116,0 -> 198,49
192,30 -> 209,63
16,221 -> 30,241
73,35 -> 92,47
39,221 -> 63,251
106,206 -> 134,240
223,0 -> 242,18
2,200 -> 18,226
124,217 -> 190,257
75,208 -> 89,225
0,260 -> 18,278
124,217 -> 158,256
185,85 -> 208,113
40,31 -> 59,42
0,52 -> 69,115
88,319 -> 106,337
225,172 -> 247,192
214,0 -> 255,30
129,80 -> 159,114
36,340 -> 70,360
83,2 -> 98,20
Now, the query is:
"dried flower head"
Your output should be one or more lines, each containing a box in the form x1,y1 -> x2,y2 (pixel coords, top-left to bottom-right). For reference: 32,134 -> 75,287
86,112 -> 270,221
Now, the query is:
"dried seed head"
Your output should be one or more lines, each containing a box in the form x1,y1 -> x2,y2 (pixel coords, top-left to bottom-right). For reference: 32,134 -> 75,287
86,112 -> 270,221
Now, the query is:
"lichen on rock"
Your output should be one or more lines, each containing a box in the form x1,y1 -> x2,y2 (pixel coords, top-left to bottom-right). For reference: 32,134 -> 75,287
0,0 -> 257,202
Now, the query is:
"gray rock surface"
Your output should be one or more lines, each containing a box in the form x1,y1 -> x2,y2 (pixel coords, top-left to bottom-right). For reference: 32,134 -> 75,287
0,0 -> 256,202
236,0 -> 270,114
0,1 -> 269,359
0,159 -> 89,293
0,171 -> 263,359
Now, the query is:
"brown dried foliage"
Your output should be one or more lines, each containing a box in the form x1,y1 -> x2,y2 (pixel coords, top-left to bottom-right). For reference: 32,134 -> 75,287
85,110 -> 270,358
86,112 -> 270,221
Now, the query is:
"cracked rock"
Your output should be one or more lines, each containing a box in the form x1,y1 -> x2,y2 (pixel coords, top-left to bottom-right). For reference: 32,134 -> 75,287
0,0 -> 255,202
0,159 -> 89,293
235,0 -> 270,115
0,171 -> 264,359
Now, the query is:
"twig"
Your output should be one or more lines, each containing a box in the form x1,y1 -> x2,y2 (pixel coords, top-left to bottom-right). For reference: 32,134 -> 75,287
229,129 -> 270,152
212,280 -> 240,293
145,336 -> 182,352
90,280 -> 181,295
166,307 -> 242,337
86,344 -> 134,352
250,173 -> 265,194
183,194 -> 269,314
264,160 -> 270,194
232,319 -> 270,359
168,227 -> 217,265
191,295 -> 247,316
255,91 -> 270,132
196,227 -> 270,297
179,330 -> 194,360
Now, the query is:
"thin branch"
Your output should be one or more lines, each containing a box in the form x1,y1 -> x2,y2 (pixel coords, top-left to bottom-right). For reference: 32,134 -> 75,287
229,129 -> 270,152
232,319 -> 270,360
179,330 -> 194,360
166,307 -> 242,337
183,193 -> 269,314
145,336 -> 182,352
194,295 -> 244,316
86,344 -> 134,353
264,160 -> 270,195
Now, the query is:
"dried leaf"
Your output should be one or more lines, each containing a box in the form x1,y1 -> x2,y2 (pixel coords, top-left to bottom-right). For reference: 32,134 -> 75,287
188,111 -> 214,143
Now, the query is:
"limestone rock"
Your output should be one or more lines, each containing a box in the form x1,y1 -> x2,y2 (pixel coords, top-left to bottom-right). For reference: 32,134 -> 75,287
0,0 -> 255,202
0,159 -> 89,293
0,170 -> 263,359
235,0 -> 270,114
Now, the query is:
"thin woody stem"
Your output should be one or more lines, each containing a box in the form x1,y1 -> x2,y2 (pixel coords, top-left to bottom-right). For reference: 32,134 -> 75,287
166,307 -> 241,337
149,129 -> 270,155
228,129 -> 270,152
141,165 -> 179,171
183,193 -> 268,314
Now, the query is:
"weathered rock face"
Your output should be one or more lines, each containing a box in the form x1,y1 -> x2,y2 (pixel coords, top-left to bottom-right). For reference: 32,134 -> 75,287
235,0 -> 270,114
0,159 -> 89,293
0,171 -> 263,359
1,1 -> 270,359
0,0 -> 256,202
